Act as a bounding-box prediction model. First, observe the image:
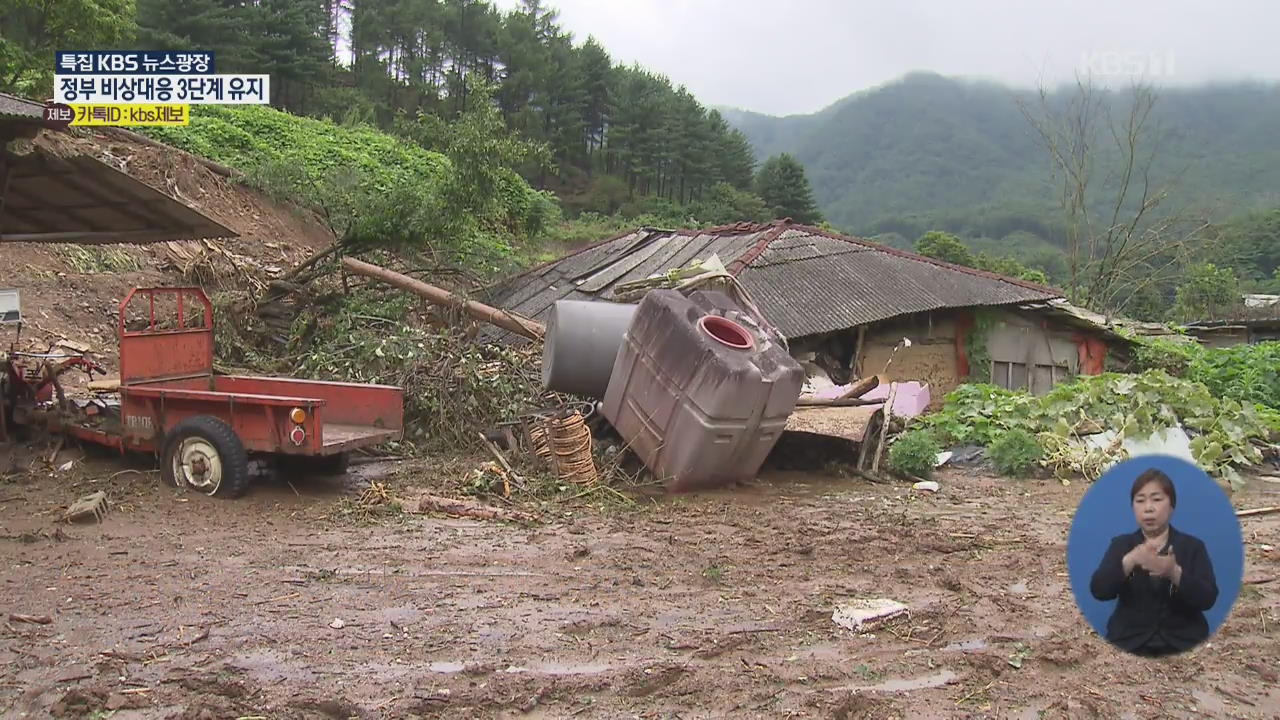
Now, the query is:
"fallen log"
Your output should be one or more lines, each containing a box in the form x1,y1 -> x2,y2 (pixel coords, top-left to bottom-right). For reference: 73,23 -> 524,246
838,375 -> 880,400
794,397 -> 882,408
341,257 -> 545,340
412,493 -> 539,524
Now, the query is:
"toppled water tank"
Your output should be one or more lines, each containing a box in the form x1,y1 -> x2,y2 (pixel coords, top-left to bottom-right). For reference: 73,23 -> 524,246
601,289 -> 804,491
541,300 -> 638,399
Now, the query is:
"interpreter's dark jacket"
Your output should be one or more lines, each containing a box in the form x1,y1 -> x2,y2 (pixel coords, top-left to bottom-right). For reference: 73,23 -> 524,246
1090,525 -> 1218,655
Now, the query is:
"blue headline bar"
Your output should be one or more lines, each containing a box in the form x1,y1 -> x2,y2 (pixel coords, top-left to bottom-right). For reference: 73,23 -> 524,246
56,51 -> 215,75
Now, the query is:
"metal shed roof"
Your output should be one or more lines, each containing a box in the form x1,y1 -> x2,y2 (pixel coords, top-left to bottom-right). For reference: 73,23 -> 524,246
1,149 -> 238,244
0,92 -> 46,121
484,219 -> 1062,342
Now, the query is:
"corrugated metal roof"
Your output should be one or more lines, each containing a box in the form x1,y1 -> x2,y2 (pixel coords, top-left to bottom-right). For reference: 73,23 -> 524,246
1,149 -> 238,244
484,220 -> 1061,342
0,92 -> 45,121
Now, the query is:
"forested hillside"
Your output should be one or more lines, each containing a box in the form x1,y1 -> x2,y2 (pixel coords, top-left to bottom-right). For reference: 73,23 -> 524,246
1,0 -> 773,218
721,73 -> 1280,239
6,2 -> 1280,321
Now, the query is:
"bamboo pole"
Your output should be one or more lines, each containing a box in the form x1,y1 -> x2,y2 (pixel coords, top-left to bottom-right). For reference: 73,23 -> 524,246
341,257 -> 545,340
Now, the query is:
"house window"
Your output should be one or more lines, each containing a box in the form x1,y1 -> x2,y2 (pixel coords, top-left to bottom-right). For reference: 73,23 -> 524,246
992,361 -> 1028,391
992,362 -> 1070,394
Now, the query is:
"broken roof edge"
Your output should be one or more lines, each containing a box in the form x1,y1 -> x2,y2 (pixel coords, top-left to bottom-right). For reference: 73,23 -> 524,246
781,221 -> 1066,298
0,91 -> 47,121
488,217 -> 1066,306
1,147 -> 240,245
485,221 -> 777,297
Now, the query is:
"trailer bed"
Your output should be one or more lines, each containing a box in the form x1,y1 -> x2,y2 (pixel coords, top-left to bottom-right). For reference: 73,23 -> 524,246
323,423 -> 400,451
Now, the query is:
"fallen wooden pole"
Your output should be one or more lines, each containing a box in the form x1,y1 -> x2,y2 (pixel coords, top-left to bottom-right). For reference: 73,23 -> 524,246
794,397 -> 882,408
1236,506 -> 1280,518
412,493 -> 539,524
838,375 -> 879,400
871,383 -> 898,473
341,257 -> 545,340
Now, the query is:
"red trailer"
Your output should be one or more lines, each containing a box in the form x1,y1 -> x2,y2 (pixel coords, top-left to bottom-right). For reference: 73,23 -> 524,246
2,287 -> 404,498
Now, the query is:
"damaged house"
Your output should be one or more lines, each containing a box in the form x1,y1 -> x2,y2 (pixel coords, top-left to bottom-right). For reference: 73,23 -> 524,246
1183,295 -> 1280,347
487,220 -> 1131,404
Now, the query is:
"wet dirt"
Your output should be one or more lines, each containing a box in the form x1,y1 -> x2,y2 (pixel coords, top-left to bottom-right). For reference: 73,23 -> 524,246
1,459 -> 1278,719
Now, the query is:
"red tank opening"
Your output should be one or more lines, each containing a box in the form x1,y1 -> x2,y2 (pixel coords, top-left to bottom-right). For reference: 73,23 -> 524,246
698,315 -> 754,350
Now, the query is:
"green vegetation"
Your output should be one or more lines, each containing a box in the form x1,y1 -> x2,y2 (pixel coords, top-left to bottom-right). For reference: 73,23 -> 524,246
725,74 -> 1280,320
914,231 -> 1048,285
1187,343 -> 1280,410
987,429 -> 1042,477
887,429 -> 942,479
913,372 -> 1272,488
141,91 -> 557,270
914,384 -> 1038,448
1,0 -> 783,228
293,290 -> 540,453
0,0 -> 135,96
59,246 -> 141,274
725,73 -> 1280,239
1172,263 -> 1241,322
754,153 -> 822,224
143,105 -> 450,194
1132,337 -> 1280,411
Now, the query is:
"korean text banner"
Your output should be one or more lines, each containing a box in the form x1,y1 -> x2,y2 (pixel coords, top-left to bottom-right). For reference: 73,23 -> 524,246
69,105 -> 190,126
56,51 -> 215,75
54,75 -> 270,105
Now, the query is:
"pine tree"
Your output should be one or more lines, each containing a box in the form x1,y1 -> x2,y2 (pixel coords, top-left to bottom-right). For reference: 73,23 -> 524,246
755,154 -> 823,224
577,36 -> 611,163
707,110 -> 755,190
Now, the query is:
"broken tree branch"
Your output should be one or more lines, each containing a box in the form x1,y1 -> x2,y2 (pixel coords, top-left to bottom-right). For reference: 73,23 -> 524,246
341,257 -> 545,340
1236,506 -> 1280,518
412,494 -> 539,524
8,613 -> 52,625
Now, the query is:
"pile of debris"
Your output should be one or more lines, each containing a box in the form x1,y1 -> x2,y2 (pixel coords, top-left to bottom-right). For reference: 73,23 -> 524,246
341,254 -> 925,493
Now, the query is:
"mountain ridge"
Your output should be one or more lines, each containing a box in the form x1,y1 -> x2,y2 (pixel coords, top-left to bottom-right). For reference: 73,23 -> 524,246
722,73 -> 1280,237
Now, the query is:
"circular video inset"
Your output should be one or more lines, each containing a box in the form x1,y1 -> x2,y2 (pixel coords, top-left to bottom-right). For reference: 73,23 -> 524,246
1066,455 -> 1244,658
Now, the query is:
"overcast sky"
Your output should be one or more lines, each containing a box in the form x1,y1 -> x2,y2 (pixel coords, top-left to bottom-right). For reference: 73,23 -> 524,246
492,0 -> 1280,116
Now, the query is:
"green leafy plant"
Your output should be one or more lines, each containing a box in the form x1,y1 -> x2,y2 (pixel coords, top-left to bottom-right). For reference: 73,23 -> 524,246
963,312 -> 999,383
987,429 -> 1043,477
1187,342 -> 1280,409
887,429 -> 942,479
914,371 -> 1274,489
915,383 -> 1038,446
1131,336 -> 1203,377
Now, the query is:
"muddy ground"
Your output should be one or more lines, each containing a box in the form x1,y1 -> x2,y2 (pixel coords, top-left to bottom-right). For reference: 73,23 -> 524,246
1,445 -> 1278,720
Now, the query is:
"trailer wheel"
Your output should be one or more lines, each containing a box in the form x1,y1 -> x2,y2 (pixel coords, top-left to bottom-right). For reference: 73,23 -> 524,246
161,416 -> 251,499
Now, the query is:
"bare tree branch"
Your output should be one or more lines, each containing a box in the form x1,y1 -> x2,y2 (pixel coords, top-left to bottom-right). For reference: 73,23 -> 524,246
1019,75 -> 1210,316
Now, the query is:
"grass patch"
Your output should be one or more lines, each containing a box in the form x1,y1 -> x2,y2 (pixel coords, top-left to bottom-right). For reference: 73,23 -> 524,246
59,246 -> 140,273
